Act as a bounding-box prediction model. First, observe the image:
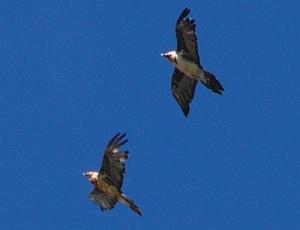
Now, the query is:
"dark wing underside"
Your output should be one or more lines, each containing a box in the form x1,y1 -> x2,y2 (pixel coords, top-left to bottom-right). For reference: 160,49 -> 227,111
176,8 -> 200,64
171,68 -> 197,116
99,133 -> 129,189
90,187 -> 117,211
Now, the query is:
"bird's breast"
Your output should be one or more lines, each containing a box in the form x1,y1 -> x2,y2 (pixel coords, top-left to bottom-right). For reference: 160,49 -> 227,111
97,178 -> 120,198
175,56 -> 202,79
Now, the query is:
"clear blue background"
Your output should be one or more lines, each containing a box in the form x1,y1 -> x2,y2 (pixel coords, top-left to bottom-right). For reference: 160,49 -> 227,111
1,1 -> 299,229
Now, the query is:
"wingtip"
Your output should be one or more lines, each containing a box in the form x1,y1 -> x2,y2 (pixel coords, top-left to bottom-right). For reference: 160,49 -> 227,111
114,132 -> 126,142
107,132 -> 121,146
183,111 -> 189,117
182,106 -> 190,117
120,132 -> 127,138
177,7 -> 191,23
183,7 -> 191,16
180,107 -> 190,117
107,132 -> 127,147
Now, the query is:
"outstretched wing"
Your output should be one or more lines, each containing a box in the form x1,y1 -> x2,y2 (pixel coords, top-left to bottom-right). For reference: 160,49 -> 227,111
90,187 -> 117,211
99,133 -> 129,189
176,8 -> 200,64
171,68 -> 197,117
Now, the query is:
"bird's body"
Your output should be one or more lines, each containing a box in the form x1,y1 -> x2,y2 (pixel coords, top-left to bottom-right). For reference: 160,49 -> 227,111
167,51 -> 204,80
96,174 -> 119,198
83,133 -> 142,216
162,8 -> 224,116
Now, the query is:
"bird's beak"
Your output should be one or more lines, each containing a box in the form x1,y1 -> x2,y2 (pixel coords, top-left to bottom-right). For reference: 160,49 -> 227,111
160,53 -> 166,57
82,172 -> 87,176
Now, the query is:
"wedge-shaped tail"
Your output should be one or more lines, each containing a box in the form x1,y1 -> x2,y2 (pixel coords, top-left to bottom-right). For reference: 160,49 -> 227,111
119,193 -> 142,216
202,71 -> 224,95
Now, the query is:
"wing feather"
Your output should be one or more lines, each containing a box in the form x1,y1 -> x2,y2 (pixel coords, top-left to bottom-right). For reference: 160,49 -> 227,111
176,8 -> 200,64
99,133 -> 129,189
90,187 -> 117,211
171,68 -> 197,116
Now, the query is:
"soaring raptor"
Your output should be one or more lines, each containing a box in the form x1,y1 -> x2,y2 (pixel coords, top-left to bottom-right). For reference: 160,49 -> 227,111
83,133 -> 142,216
161,8 -> 224,116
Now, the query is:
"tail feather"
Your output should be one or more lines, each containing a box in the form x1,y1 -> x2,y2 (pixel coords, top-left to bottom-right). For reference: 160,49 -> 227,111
119,194 -> 142,216
202,71 -> 224,95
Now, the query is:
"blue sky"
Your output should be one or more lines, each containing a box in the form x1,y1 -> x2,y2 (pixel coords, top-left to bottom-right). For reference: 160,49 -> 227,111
1,0 -> 300,229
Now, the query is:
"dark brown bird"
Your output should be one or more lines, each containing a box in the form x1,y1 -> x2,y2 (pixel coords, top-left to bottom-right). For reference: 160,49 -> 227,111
161,8 -> 224,116
83,133 -> 142,216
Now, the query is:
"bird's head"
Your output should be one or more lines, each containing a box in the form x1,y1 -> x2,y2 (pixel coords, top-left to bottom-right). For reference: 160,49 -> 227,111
83,171 -> 99,184
161,51 -> 177,64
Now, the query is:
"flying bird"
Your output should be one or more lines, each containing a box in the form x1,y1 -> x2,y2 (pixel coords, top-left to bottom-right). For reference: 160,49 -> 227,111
161,8 -> 224,116
83,133 -> 142,216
